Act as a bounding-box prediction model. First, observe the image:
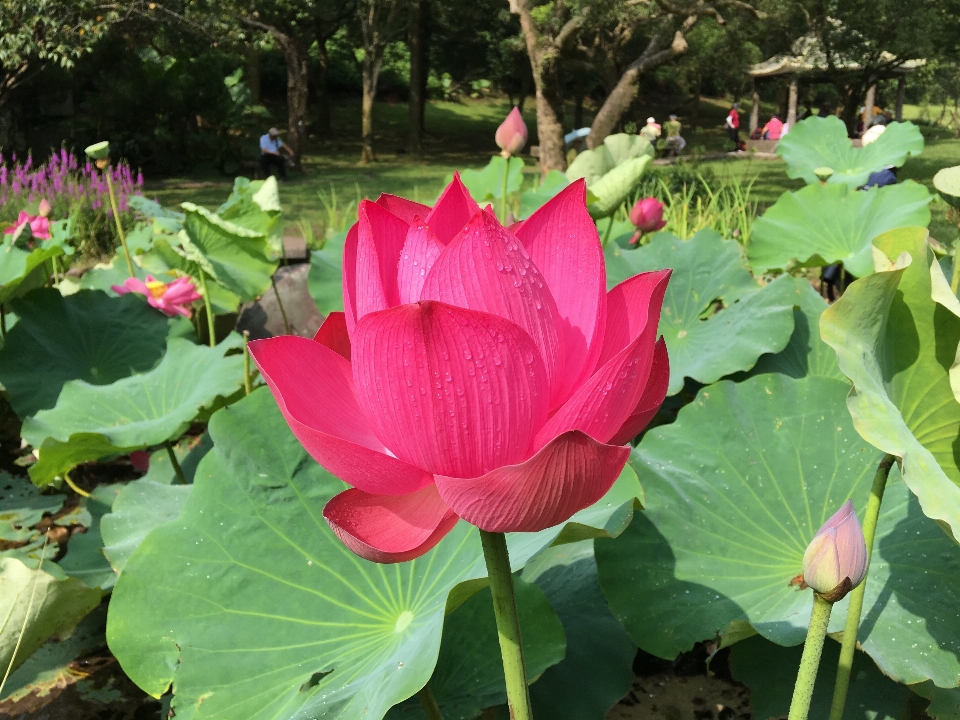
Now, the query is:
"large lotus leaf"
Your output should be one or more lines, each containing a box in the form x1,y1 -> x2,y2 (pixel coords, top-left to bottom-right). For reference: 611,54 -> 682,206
460,156 -> 524,202
729,635 -> 909,720
78,255 -> 149,293
523,541 -> 635,720
821,227 -> 960,544
566,133 -> 653,186
387,577 -> 566,720
130,195 -> 184,223
595,373 -> 960,687
0,242 -> 62,305
777,116 -> 925,188
934,166 -> 960,211
106,388 -> 644,720
58,485 -> 122,591
603,133 -> 654,165
0,557 -> 101,678
216,177 -> 283,255
586,156 -> 651,219
748,181 -> 932,277
180,202 -> 278,301
0,605 -> 107,703
22,336 -> 244,486
745,280 -> 846,382
142,238 -> 241,314
605,230 -> 799,394
101,479 -> 192,575
0,474 -> 64,542
518,170 -> 569,220
308,232 -> 346,315
0,289 -> 170,418
915,684 -> 960,720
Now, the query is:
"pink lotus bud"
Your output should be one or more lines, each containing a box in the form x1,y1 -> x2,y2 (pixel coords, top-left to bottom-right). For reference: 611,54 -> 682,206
38,198 -> 52,217
802,500 -> 867,602
130,450 -> 151,473
629,197 -> 666,234
495,107 -> 528,157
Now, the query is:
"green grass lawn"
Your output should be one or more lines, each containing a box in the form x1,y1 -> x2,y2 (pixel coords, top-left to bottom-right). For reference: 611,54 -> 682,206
145,97 -> 960,245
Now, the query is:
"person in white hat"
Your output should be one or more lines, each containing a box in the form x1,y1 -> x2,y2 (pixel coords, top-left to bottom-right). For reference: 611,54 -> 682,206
260,127 -> 295,180
640,116 -> 661,144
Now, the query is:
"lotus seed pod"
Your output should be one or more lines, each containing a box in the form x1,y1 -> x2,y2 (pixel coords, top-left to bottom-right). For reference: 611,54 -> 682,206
85,141 -> 110,161
802,500 -> 867,602
814,167 -> 834,182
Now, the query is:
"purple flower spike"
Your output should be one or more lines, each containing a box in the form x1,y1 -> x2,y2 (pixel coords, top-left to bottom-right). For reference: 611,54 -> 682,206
802,500 -> 868,602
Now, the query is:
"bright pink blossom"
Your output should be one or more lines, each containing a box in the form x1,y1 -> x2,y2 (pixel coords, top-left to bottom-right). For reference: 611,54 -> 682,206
112,275 -> 202,318
3,211 -> 51,240
250,175 -> 670,563
802,500 -> 867,601
629,197 -> 667,244
495,107 -> 528,157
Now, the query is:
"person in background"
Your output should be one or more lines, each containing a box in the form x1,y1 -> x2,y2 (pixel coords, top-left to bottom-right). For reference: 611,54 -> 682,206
664,114 -> 685,155
640,117 -> 661,144
260,127 -> 294,180
762,115 -> 784,140
725,103 -> 741,150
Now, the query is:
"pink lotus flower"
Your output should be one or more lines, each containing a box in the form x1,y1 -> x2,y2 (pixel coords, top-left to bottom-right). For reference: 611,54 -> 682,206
629,197 -> 667,244
112,275 -> 202,318
495,107 -> 528,157
250,175 -> 670,563
3,211 -> 51,240
802,500 -> 867,602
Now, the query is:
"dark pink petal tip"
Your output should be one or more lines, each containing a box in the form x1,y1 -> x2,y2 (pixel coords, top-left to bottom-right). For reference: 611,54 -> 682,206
434,430 -> 630,533
323,485 -> 459,563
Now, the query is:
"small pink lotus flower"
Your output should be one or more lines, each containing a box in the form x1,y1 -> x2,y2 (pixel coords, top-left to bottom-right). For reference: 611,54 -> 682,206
4,211 -> 51,240
629,197 -> 667,244
112,275 -> 202,318
802,500 -> 868,602
250,174 -> 671,563
495,107 -> 528,157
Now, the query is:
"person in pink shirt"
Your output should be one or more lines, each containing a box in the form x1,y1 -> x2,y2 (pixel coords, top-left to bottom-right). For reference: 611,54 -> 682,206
725,103 -> 741,150
762,115 -> 784,140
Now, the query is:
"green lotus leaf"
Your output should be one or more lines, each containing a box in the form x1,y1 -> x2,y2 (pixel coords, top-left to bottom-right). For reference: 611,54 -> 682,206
934,166 -> 960,211
519,170 -> 569,220
107,388 -> 643,720
603,133 -> 654,166
216,177 -> 283,255
566,133 -> 653,186
22,335 -> 244,486
387,577 -> 565,720
308,232 -> 346,315
821,226 -> 960,543
0,557 -> 101,678
180,202 -> 278,301
0,474 -> 64,542
605,230 -> 799,394
595,373 -> 960,687
141,238 -> 241,314
0,289 -> 170,418
744,280 -> 845,382
129,195 -> 184,223
586,156 -> 651,219
776,116 -> 924,188
58,485 -> 122,591
749,181 -> 932,277
460,156 -> 524,202
523,541 -> 635,720
729,635 -> 908,720
79,255 -> 149,292
0,605 -> 107,703
914,683 -> 960,720
0,242 -> 63,305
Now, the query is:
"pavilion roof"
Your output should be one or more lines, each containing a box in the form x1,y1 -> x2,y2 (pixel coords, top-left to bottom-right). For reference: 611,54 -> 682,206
748,33 -> 924,79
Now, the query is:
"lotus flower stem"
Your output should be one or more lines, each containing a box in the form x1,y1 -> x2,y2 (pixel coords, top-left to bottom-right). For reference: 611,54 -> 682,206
827,453 -> 896,720
500,156 -> 510,225
479,530 -> 533,720
199,273 -> 216,348
243,331 -> 253,396
787,593 -> 833,720
951,252 -> 960,296
166,441 -> 187,484
272,276 -> 292,336
416,684 -> 444,720
602,215 -> 615,246
63,471 -> 91,498
103,168 -> 135,279
0,304 -> 6,345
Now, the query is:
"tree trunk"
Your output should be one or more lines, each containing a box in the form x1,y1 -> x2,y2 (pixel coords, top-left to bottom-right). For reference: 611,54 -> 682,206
749,87 -> 760,133
863,82 -> 876,135
587,17 -> 696,149
895,76 -> 906,122
245,43 -> 261,105
358,0 -> 401,164
787,78 -> 798,128
316,39 -> 331,136
282,39 -> 309,170
361,67 -> 378,163
407,0 -> 425,154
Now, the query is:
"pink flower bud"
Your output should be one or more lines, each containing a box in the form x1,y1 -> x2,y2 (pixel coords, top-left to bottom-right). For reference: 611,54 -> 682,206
38,198 -> 52,217
629,197 -> 666,234
495,107 -> 528,157
802,500 -> 867,602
